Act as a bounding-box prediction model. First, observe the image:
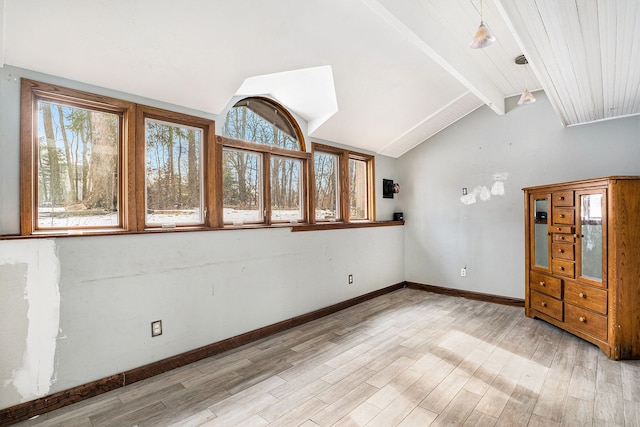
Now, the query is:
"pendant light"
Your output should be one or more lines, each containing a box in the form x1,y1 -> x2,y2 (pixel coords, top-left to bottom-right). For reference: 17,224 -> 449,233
470,0 -> 496,49
515,55 -> 536,105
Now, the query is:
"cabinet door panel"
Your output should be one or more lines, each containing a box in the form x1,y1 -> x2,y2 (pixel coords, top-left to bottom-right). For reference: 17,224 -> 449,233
531,195 -> 550,270
577,190 -> 606,286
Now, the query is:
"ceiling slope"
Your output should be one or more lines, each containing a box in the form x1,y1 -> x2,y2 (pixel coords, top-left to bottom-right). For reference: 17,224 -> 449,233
496,0 -> 640,126
2,1 -> 637,157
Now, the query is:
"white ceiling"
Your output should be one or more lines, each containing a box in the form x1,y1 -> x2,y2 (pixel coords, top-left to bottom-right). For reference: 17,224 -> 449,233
2,0 -> 638,157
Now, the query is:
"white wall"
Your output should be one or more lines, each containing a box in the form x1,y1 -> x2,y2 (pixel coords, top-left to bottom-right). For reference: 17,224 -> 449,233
0,66 -> 403,409
397,91 -> 640,298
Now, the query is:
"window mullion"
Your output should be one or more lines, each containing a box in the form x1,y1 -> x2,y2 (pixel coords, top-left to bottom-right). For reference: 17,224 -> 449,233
340,151 -> 350,222
263,152 -> 271,225
307,157 -> 316,224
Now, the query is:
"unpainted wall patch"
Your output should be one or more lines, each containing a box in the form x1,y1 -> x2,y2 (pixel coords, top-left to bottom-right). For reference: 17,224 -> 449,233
0,239 -> 60,403
0,263 -> 29,408
460,172 -> 509,205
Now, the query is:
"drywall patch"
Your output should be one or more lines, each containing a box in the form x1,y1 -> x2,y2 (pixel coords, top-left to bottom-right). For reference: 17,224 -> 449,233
460,172 -> 508,205
0,262 -> 29,408
0,239 -> 60,403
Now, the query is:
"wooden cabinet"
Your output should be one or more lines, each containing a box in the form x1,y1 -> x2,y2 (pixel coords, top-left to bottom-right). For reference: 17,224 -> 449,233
524,176 -> 640,359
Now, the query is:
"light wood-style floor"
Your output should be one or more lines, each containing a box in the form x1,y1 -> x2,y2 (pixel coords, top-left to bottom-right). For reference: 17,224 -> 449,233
14,288 -> 640,426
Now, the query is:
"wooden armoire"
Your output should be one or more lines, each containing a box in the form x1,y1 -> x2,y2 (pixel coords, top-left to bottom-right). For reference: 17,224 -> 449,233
524,176 -> 640,359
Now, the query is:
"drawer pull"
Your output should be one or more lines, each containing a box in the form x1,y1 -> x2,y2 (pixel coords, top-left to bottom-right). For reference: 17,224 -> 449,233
541,301 -> 547,307
579,292 -> 585,298
559,266 -> 565,271
539,281 -> 546,287
560,236 -> 565,240
559,249 -> 565,253
560,214 -> 565,218
557,227 -> 562,231
560,196 -> 565,200
579,316 -> 586,323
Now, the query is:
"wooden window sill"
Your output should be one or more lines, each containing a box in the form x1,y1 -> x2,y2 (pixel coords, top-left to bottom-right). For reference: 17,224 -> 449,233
0,220 -> 405,240
290,220 -> 404,232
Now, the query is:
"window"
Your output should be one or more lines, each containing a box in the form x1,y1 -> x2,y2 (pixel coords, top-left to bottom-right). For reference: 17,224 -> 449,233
312,143 -> 375,223
313,150 -> 341,221
224,98 -> 300,150
270,156 -> 304,222
21,80 -> 216,235
222,148 -> 263,224
349,157 -> 369,220
19,81 -> 376,236
221,97 -> 309,225
137,106 -> 215,229
21,80 -> 136,234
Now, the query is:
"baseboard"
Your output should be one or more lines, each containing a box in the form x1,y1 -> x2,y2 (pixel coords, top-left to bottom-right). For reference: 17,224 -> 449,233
0,282 -> 405,426
406,281 -> 524,307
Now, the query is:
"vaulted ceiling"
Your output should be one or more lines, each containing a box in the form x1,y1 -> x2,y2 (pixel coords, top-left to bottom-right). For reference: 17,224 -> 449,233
2,1 -> 638,157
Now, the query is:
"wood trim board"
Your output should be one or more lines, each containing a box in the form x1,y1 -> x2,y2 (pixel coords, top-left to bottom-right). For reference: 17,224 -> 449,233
406,281 -> 525,307
0,282 -> 405,425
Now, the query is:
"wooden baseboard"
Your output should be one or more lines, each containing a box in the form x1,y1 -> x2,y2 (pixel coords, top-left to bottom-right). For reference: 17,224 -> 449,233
0,282 -> 404,426
406,281 -> 524,307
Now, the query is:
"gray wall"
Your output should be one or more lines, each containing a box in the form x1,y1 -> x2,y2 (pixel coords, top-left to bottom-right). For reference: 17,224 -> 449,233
0,66 -> 402,409
397,91 -> 640,298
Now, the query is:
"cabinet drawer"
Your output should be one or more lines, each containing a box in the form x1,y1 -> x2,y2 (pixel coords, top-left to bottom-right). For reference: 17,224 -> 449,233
553,191 -> 574,207
554,233 -> 576,243
564,282 -> 607,315
565,303 -> 607,341
552,226 -> 574,234
552,242 -> 575,261
530,291 -> 563,321
552,259 -> 575,278
553,208 -> 575,225
529,271 -> 561,298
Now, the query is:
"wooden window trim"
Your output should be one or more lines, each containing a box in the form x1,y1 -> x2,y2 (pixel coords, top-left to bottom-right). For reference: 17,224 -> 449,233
218,136 -> 310,226
225,96 -> 306,152
312,143 -> 375,224
217,136 -> 311,160
20,79 -> 136,235
291,220 -> 402,232
347,151 -> 375,222
135,106 -> 217,230
15,81 -> 376,238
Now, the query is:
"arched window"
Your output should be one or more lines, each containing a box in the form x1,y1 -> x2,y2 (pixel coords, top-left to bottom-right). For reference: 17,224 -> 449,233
221,97 -> 308,225
223,97 -> 304,151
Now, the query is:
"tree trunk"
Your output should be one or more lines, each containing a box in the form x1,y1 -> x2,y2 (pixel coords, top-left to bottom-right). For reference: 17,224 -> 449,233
56,105 -> 77,202
187,130 -> 197,207
41,103 -> 64,205
86,112 -> 117,210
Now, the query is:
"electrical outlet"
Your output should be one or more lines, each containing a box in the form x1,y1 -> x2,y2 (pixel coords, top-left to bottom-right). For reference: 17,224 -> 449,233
151,320 -> 162,337
460,267 -> 467,277
348,274 -> 353,284
462,187 -> 468,195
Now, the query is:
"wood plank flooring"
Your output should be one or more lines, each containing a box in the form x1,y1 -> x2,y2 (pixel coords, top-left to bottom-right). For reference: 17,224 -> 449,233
13,288 -> 640,426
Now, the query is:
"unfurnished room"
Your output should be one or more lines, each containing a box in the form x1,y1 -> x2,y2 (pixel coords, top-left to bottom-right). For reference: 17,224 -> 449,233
1,1 -> 640,426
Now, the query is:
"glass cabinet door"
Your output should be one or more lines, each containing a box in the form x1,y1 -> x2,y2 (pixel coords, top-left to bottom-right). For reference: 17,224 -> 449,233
578,191 -> 605,285
532,196 -> 549,269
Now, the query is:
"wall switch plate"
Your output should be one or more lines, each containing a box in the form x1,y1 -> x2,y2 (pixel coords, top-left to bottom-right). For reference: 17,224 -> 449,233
461,268 -> 467,277
151,320 -> 162,337
348,274 -> 353,284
